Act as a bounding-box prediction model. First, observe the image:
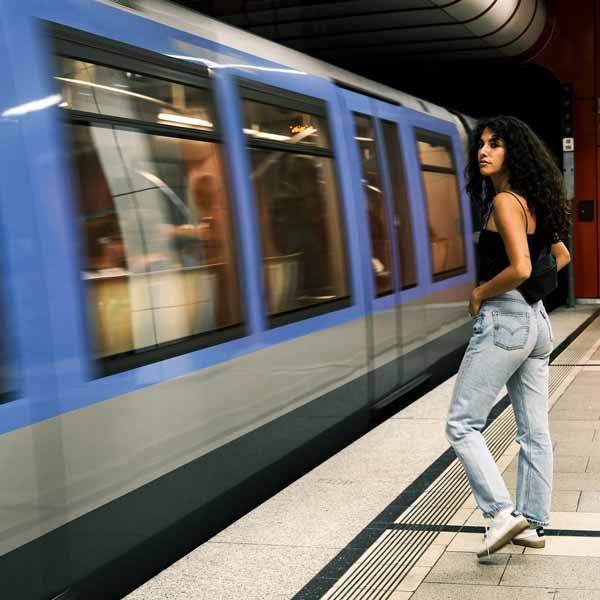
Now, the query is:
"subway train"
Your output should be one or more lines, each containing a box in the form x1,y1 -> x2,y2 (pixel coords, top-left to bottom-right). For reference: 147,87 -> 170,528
0,1 -> 479,598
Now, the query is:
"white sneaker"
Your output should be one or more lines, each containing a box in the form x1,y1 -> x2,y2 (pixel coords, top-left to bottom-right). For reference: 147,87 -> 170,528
476,508 -> 529,560
511,526 -> 546,549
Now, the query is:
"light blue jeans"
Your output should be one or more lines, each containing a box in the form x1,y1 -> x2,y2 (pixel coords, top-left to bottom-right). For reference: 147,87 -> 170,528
446,289 -> 554,526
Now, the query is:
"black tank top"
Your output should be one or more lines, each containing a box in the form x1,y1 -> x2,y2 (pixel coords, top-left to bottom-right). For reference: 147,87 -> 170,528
477,191 -> 545,283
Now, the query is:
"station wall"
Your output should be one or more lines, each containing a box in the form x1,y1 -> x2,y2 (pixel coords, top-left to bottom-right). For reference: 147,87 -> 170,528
530,0 -> 599,298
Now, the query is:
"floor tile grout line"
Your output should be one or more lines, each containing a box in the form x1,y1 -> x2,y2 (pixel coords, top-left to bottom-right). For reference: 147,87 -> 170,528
498,553 -> 512,587
410,580 -> 561,589
388,524 -> 600,537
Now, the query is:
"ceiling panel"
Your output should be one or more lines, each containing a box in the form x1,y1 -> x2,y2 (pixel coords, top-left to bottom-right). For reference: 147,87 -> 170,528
169,0 -> 548,62
248,9 -> 454,39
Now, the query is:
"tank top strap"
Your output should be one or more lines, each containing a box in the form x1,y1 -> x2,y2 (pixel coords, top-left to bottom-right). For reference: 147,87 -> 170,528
482,202 -> 493,229
503,190 -> 529,233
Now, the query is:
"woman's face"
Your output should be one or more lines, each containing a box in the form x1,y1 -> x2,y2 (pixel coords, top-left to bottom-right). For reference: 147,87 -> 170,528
477,128 -> 507,178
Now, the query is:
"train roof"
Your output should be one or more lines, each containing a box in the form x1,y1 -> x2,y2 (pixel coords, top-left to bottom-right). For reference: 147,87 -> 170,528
95,0 -> 472,130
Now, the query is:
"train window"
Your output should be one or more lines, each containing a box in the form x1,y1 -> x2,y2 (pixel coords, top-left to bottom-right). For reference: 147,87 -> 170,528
243,101 -> 329,149
417,138 -> 454,169
56,57 -> 214,132
239,83 -> 350,326
55,51 -> 243,374
415,130 -> 467,281
353,114 -> 393,297
380,120 -> 417,290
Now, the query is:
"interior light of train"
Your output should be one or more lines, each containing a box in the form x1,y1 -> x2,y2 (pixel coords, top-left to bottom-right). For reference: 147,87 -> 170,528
54,76 -> 168,107
243,128 -> 290,141
290,125 -> 313,134
354,136 -> 375,142
2,94 -> 63,117
157,113 -> 213,128
289,126 -> 317,143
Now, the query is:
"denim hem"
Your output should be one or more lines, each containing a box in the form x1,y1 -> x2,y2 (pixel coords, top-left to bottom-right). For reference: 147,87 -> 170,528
523,515 -> 548,527
482,503 -> 514,519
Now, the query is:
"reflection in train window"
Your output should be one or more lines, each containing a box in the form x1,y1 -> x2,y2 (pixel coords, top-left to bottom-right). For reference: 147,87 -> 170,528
70,126 -> 242,364
353,114 -> 393,297
417,138 -> 454,169
59,56 -> 243,374
240,89 -> 350,325
416,130 -> 466,281
249,151 -> 348,318
380,120 -> 417,290
56,57 -> 215,132
243,101 -> 329,149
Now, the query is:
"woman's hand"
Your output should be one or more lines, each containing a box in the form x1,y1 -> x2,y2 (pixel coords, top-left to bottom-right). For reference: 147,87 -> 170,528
469,287 -> 483,317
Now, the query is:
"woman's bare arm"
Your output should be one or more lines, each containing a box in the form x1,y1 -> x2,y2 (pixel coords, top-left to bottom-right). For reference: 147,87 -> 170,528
551,240 -> 570,271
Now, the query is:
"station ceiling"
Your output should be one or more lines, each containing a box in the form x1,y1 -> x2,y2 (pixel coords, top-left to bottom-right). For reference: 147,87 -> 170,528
170,0 -> 549,65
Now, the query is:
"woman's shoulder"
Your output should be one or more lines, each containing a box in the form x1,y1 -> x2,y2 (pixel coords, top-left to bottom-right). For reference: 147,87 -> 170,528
493,191 -> 534,220
492,190 -> 527,206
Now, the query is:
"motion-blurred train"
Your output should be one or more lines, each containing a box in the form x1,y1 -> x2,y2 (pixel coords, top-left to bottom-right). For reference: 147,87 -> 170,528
0,1 -> 478,598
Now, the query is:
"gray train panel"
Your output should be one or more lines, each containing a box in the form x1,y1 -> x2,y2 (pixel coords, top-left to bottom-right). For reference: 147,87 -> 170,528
0,315 -> 367,558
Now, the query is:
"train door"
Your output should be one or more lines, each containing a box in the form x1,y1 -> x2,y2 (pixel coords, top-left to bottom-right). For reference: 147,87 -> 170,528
341,89 -> 418,405
402,112 -> 475,375
374,102 -> 428,391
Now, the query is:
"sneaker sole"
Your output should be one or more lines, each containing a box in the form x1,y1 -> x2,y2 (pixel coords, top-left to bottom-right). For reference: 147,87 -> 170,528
476,518 -> 529,558
511,538 -> 545,549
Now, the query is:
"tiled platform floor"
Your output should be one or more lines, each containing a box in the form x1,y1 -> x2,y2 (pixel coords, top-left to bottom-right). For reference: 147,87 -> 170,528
125,305 -> 600,600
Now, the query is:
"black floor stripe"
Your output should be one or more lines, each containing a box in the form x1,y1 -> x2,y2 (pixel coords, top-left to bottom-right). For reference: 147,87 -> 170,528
291,308 -> 600,600
388,523 -> 600,537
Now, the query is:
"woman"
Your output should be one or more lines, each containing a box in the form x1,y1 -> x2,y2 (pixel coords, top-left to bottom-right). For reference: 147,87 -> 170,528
446,116 -> 572,560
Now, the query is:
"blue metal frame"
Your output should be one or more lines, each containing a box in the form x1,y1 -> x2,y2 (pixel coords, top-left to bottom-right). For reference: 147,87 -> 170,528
372,116 -> 401,294
373,101 -> 428,305
400,109 -> 476,293
337,88 -> 381,311
224,65 -> 366,329
0,2 -> 63,433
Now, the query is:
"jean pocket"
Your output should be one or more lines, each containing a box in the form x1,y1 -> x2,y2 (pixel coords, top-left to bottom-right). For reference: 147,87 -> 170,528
540,308 -> 553,342
472,312 -> 485,335
492,310 -> 530,350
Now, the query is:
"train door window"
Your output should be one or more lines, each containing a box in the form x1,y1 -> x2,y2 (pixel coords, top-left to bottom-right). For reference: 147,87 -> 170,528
239,82 -> 350,327
380,120 -> 417,290
353,114 -> 393,297
53,37 -> 243,375
415,129 -> 467,281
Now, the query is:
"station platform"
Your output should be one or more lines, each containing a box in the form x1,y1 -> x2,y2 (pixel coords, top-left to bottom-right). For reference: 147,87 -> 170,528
125,304 -> 600,600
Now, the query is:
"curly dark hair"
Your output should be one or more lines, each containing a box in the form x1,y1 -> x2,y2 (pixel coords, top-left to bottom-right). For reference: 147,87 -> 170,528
466,115 -> 572,245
